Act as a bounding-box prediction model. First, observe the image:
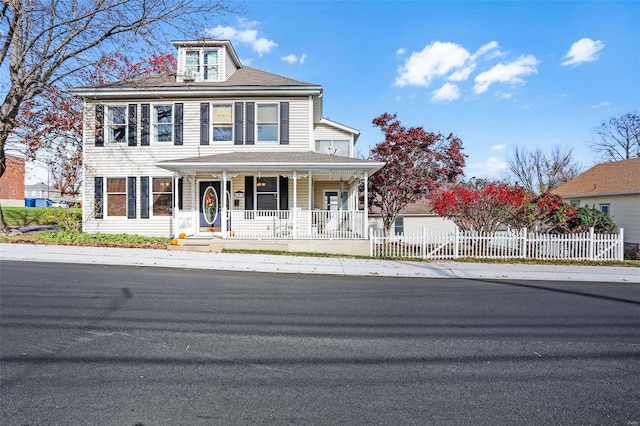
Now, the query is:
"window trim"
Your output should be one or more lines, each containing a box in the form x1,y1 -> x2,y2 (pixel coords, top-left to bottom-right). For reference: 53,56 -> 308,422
203,49 -> 219,81
599,203 -> 610,216
152,104 -> 174,144
106,105 -> 128,144
105,177 -> 127,217
211,102 -> 234,143
184,48 -> 219,81
151,177 -> 173,217
256,103 -> 279,144
255,176 -> 279,211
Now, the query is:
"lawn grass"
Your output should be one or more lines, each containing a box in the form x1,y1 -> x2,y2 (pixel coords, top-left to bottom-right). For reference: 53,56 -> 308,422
0,230 -> 171,249
2,206 -> 56,226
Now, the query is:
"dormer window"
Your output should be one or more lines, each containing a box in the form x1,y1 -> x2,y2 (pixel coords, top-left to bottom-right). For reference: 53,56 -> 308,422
183,49 -> 219,81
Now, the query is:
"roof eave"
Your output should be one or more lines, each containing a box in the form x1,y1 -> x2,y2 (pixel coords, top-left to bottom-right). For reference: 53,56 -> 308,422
559,190 -> 640,198
69,86 -> 323,99
156,161 -> 385,173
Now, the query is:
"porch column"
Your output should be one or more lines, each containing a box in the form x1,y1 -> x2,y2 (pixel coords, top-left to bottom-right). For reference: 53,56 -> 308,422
364,171 -> 369,239
293,170 -> 298,239
221,170 -> 228,238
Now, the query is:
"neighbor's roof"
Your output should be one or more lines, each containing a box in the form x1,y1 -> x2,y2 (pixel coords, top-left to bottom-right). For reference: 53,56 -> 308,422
156,151 -> 385,173
369,197 -> 439,216
552,157 -> 640,198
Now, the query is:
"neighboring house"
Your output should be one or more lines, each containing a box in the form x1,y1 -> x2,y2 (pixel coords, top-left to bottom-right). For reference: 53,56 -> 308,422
0,155 -> 25,207
553,157 -> 640,249
71,39 -> 384,242
24,183 -> 62,199
369,198 -> 456,235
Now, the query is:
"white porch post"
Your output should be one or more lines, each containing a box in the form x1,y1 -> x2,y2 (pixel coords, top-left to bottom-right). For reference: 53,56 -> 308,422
221,170 -> 228,238
292,170 -> 298,239
173,173 -> 180,238
364,171 -> 369,239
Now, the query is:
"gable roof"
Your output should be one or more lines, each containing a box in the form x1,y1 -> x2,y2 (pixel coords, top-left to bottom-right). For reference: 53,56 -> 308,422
70,66 -> 321,97
552,157 -> 640,198
369,198 -> 438,216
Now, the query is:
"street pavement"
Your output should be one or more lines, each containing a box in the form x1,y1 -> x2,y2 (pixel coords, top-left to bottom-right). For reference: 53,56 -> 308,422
1,243 -> 638,283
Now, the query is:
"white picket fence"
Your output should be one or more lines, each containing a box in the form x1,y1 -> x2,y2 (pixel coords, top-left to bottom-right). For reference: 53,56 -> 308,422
370,227 -> 624,261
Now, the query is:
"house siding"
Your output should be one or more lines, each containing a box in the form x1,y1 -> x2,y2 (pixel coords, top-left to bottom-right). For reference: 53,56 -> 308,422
369,216 -> 457,234
568,194 -> 640,246
313,123 -> 355,157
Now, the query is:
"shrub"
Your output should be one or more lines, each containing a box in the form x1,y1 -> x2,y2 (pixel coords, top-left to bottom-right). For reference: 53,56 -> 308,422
42,208 -> 82,232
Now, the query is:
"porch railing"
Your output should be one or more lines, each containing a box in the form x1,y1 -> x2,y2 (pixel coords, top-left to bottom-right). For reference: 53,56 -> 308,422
229,210 -> 366,239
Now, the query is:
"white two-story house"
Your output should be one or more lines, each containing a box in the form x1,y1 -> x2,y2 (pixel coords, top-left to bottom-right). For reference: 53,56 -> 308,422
71,39 -> 384,247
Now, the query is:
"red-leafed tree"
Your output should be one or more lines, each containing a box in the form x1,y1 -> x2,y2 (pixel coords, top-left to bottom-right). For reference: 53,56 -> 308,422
11,53 -> 176,197
430,179 -> 529,233
368,113 -> 466,236
431,179 -> 579,233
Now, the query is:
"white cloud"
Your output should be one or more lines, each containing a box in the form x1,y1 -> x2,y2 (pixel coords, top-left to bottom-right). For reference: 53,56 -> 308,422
281,53 -> 307,65
471,41 -> 502,60
396,48 -> 406,56
465,156 -> 509,179
491,144 -> 506,151
473,54 -> 539,94
592,101 -> 612,108
562,38 -> 604,66
431,83 -> 460,102
206,19 -> 277,56
395,41 -> 470,87
498,92 -> 512,99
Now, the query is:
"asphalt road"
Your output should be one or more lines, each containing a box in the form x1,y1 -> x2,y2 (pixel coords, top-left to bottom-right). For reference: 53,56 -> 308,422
1,261 -> 639,426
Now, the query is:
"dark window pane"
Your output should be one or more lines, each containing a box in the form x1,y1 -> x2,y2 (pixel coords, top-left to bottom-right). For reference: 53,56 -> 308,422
256,193 -> 277,210
107,178 -> 126,193
152,178 -> 172,193
213,126 -> 232,141
107,194 -> 126,216
153,194 -> 172,216
256,177 -> 277,192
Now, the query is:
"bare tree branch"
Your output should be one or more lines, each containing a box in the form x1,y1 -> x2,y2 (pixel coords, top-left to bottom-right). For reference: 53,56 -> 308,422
506,145 -> 581,194
590,112 -> 640,161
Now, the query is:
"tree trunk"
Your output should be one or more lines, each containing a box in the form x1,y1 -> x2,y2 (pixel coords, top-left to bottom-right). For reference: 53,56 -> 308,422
0,88 -> 23,234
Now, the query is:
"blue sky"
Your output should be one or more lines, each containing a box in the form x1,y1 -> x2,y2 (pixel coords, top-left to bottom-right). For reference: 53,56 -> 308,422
203,0 -> 640,180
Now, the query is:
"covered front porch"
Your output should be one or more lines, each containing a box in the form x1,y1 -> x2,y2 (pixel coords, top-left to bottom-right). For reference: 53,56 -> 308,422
157,152 -> 384,240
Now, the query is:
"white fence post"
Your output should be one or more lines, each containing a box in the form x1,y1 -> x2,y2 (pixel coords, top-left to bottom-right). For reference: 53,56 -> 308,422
453,225 -> 460,259
521,227 -> 527,259
369,229 -> 374,257
588,227 -> 595,260
618,228 -> 624,261
422,227 -> 427,259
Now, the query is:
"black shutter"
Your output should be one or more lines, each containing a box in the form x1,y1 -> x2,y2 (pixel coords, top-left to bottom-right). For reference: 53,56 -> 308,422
178,177 -> 184,210
128,104 -> 137,146
95,105 -> 104,146
140,176 -> 149,219
127,177 -> 137,219
245,102 -> 255,145
244,176 -> 254,210
94,177 -> 103,219
279,176 -> 289,210
234,102 -> 243,145
141,104 -> 150,146
200,103 -> 209,145
174,103 -> 183,145
280,102 -> 289,145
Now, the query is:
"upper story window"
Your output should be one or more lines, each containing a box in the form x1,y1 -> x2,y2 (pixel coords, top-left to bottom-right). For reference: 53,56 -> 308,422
257,104 -> 278,143
315,140 -> 350,157
185,50 -> 200,77
106,106 -> 127,143
184,49 -> 218,81
212,104 -> 233,142
153,105 -> 173,143
204,50 -> 218,80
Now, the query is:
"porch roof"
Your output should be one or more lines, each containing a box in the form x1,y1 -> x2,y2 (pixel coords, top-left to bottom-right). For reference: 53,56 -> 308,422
156,151 -> 385,173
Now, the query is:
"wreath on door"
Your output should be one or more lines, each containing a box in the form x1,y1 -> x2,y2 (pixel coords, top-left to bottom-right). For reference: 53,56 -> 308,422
202,186 -> 218,225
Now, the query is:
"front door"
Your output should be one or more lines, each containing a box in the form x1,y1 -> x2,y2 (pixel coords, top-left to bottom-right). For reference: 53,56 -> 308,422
199,181 -> 231,234
199,181 -> 221,232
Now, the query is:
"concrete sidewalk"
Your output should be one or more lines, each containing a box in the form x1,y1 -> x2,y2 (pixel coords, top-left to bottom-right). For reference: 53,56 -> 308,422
1,243 -> 639,283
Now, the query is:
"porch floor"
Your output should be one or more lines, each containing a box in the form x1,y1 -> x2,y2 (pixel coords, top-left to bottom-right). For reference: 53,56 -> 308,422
169,237 -> 371,256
